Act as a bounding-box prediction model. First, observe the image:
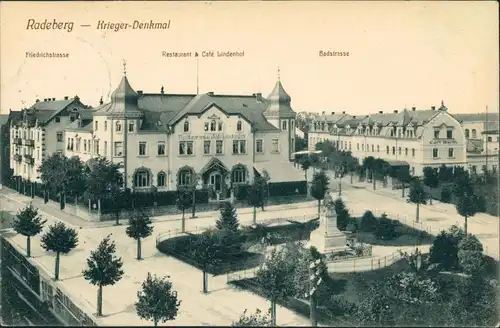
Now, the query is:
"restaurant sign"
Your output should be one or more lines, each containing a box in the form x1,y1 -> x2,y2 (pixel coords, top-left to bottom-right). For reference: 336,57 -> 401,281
178,134 -> 246,141
429,139 -> 458,145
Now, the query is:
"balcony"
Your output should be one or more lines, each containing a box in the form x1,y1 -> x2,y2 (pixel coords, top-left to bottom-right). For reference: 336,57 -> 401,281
13,137 -> 22,146
25,139 -> 35,147
24,154 -> 35,165
13,154 -> 22,162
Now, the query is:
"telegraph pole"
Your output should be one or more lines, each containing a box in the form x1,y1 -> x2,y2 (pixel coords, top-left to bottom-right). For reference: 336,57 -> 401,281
485,105 -> 489,174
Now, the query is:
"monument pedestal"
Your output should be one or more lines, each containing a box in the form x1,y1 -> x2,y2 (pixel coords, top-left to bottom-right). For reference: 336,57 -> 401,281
308,196 -> 351,255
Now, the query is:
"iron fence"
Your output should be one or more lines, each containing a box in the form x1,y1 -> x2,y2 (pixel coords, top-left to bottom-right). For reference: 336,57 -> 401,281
327,250 -> 403,273
226,266 -> 260,283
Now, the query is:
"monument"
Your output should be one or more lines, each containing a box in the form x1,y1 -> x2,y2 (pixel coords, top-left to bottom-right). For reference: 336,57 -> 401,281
308,193 -> 350,255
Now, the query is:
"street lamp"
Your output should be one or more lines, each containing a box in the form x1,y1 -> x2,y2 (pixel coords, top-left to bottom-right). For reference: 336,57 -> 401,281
305,258 -> 323,327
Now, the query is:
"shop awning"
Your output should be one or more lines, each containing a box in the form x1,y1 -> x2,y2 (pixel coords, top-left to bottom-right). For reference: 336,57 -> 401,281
254,161 -> 305,183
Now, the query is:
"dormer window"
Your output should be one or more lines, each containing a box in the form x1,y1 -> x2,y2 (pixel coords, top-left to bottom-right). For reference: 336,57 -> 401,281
237,120 -> 243,132
282,120 -> 287,131
183,120 -> 190,133
210,120 -> 216,131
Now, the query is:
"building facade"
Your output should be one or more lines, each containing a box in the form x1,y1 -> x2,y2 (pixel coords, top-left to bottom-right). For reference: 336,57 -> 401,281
308,103 -> 469,176
61,72 -> 302,199
9,97 -> 89,183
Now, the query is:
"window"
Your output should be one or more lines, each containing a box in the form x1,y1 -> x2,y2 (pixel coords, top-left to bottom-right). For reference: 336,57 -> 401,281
134,170 -> 150,187
392,147 -> 395,155
84,140 -> 87,152
216,140 -> 223,154
448,148 -> 454,158
291,138 -> 295,149
386,146 -> 389,154
398,147 -> 401,155
357,143 -> 359,150
70,116 -> 75,123
178,168 -> 193,186
204,140 -> 211,155
157,141 -> 165,155
232,167 -> 246,183
412,148 -> 415,157
138,142 -> 147,156
204,122 -> 209,131
282,120 -> 288,130
232,140 -> 246,154
94,140 -> 99,155
487,136 -> 492,142
37,131 -> 40,142
434,130 -> 439,139
433,148 -> 438,158
104,121 -> 108,131
405,148 -> 408,156
57,132 -> 63,142
116,121 -> 122,132
104,141 -> 107,155
291,120 -> 294,130
179,141 -> 194,155
114,142 -> 123,156
129,122 -> 135,132
377,145 -> 380,152
37,149 -> 39,160
210,120 -> 216,132
371,145 -> 374,152
271,139 -> 279,153
55,116 -> 60,123
218,121 -> 223,131
471,129 -> 477,139
157,172 -> 166,187
183,121 -> 190,132
465,129 -> 469,138
237,121 -> 242,132
95,121 -> 98,131
361,144 -> 364,151
471,165 -> 477,173
446,130 -> 453,139
492,165 -> 497,173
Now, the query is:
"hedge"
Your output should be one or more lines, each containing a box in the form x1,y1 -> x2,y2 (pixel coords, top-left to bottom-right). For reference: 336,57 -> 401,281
268,181 -> 307,197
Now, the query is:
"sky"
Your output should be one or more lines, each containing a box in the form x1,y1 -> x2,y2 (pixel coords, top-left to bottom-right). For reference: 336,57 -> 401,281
0,1 -> 498,115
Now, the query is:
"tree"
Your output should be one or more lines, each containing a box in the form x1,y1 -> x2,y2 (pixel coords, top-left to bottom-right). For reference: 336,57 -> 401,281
455,193 -> 479,235
438,164 -> 453,183
359,210 -> 378,232
395,166 -> 411,198
408,179 -> 427,223
374,213 -> 398,240
255,247 -> 296,325
135,272 -> 181,327
176,191 -> 191,232
346,156 -> 359,184
429,225 -> 465,271
356,281 -> 396,326
40,222 -> 79,280
85,157 -> 123,212
362,156 -> 375,186
299,156 -> 311,184
216,201 -> 242,257
457,234 -> 484,275
260,169 -> 271,209
452,170 -> 474,198
295,137 -> 307,152
82,234 -> 124,316
12,204 -> 46,257
232,308 -> 272,326
332,198 -> 350,230
422,167 -> 439,205
248,177 -> 265,225
371,158 -> 387,190
65,156 -> 87,201
189,174 -> 200,218
310,170 -> 330,219
126,209 -> 154,260
191,232 -> 222,294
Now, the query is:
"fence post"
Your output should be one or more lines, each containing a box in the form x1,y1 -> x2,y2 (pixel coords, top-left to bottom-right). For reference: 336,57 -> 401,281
384,256 -> 387,267
378,259 -> 381,268
371,258 -> 373,270
353,259 -> 356,272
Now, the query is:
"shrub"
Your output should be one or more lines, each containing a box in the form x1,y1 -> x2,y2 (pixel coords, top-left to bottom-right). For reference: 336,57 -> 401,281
374,214 -> 399,240
429,225 -> 465,270
440,187 -> 452,203
324,295 -> 358,317
359,210 -> 379,232
457,234 -> 484,274
333,198 -> 350,231
345,221 -> 358,233
268,181 -> 307,197
234,184 -> 251,201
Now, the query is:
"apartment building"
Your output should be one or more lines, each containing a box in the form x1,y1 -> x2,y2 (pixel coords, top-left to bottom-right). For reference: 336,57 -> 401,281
308,102 -> 468,176
9,97 -> 89,183
63,71 -> 303,199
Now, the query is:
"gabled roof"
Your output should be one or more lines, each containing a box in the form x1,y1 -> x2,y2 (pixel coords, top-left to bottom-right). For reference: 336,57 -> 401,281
10,97 -> 88,126
455,113 -> 499,123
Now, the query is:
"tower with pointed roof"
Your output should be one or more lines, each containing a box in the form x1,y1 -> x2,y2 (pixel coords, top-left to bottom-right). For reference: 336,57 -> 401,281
263,68 -> 297,161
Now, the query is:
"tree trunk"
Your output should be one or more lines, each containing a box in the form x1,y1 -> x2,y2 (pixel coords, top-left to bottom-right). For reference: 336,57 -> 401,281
317,199 -> 321,219
350,173 -> 353,184
54,252 -> 60,280
429,188 -> 433,205
372,171 -> 376,190
464,215 -> 468,235
401,183 -> 405,198
26,236 -> 31,257
271,300 -> 277,326
191,189 -> 196,218
310,290 -> 317,327
115,211 -> 120,225
153,318 -> 158,327
202,268 -> 207,294
338,176 -> 342,197
416,203 -> 420,223
137,238 -> 142,260
181,211 -> 186,233
253,206 -> 257,225
97,285 -> 103,316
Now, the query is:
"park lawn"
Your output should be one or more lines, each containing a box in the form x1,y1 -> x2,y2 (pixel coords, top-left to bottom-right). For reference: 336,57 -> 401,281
0,210 -> 15,230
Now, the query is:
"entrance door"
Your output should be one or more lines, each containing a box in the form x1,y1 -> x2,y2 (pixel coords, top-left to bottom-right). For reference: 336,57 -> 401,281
210,172 -> 222,192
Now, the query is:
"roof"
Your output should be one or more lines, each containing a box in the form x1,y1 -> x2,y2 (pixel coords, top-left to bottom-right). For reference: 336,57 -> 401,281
0,114 -> 9,126
483,129 -> 499,135
93,76 -> 143,118
263,80 -> 296,119
455,113 -> 499,123
10,97 -> 88,126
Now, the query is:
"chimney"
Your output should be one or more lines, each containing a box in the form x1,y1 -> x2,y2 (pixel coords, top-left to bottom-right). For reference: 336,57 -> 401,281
394,110 -> 398,113
137,90 -> 143,95
353,115 -> 356,118
36,99 -> 39,103
412,107 -> 416,111
64,96 -> 69,100
378,111 -> 383,114
253,93 -> 263,102
342,111 -> 345,114
322,111 -> 325,115
160,86 -> 164,94
431,106 -> 436,110
52,98 -> 55,101
207,92 -> 214,96
331,112 -> 335,115
99,96 -> 103,105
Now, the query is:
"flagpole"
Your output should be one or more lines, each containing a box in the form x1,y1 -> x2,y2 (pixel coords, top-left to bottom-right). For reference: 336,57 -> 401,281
196,54 -> 199,95
485,105 -> 488,173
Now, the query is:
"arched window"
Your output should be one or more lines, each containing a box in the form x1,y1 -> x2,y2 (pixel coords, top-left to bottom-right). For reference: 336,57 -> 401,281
392,147 -> 395,155
412,148 -> 415,157
210,120 -> 216,131
386,146 -> 389,154
157,172 -> 166,187
236,120 -> 242,132
232,165 -> 247,183
178,167 -> 193,186
183,121 -> 190,132
218,121 -> 223,131
465,129 -> 470,138
134,169 -> 150,187
115,121 -> 122,132
472,129 -> 477,139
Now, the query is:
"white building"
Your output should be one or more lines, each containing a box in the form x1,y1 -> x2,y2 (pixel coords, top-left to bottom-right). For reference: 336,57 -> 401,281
308,102 -> 468,176
9,97 -> 89,182
62,71 -> 303,199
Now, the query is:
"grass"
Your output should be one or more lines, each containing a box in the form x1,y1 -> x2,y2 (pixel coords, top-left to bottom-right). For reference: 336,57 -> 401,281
0,210 -> 15,230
